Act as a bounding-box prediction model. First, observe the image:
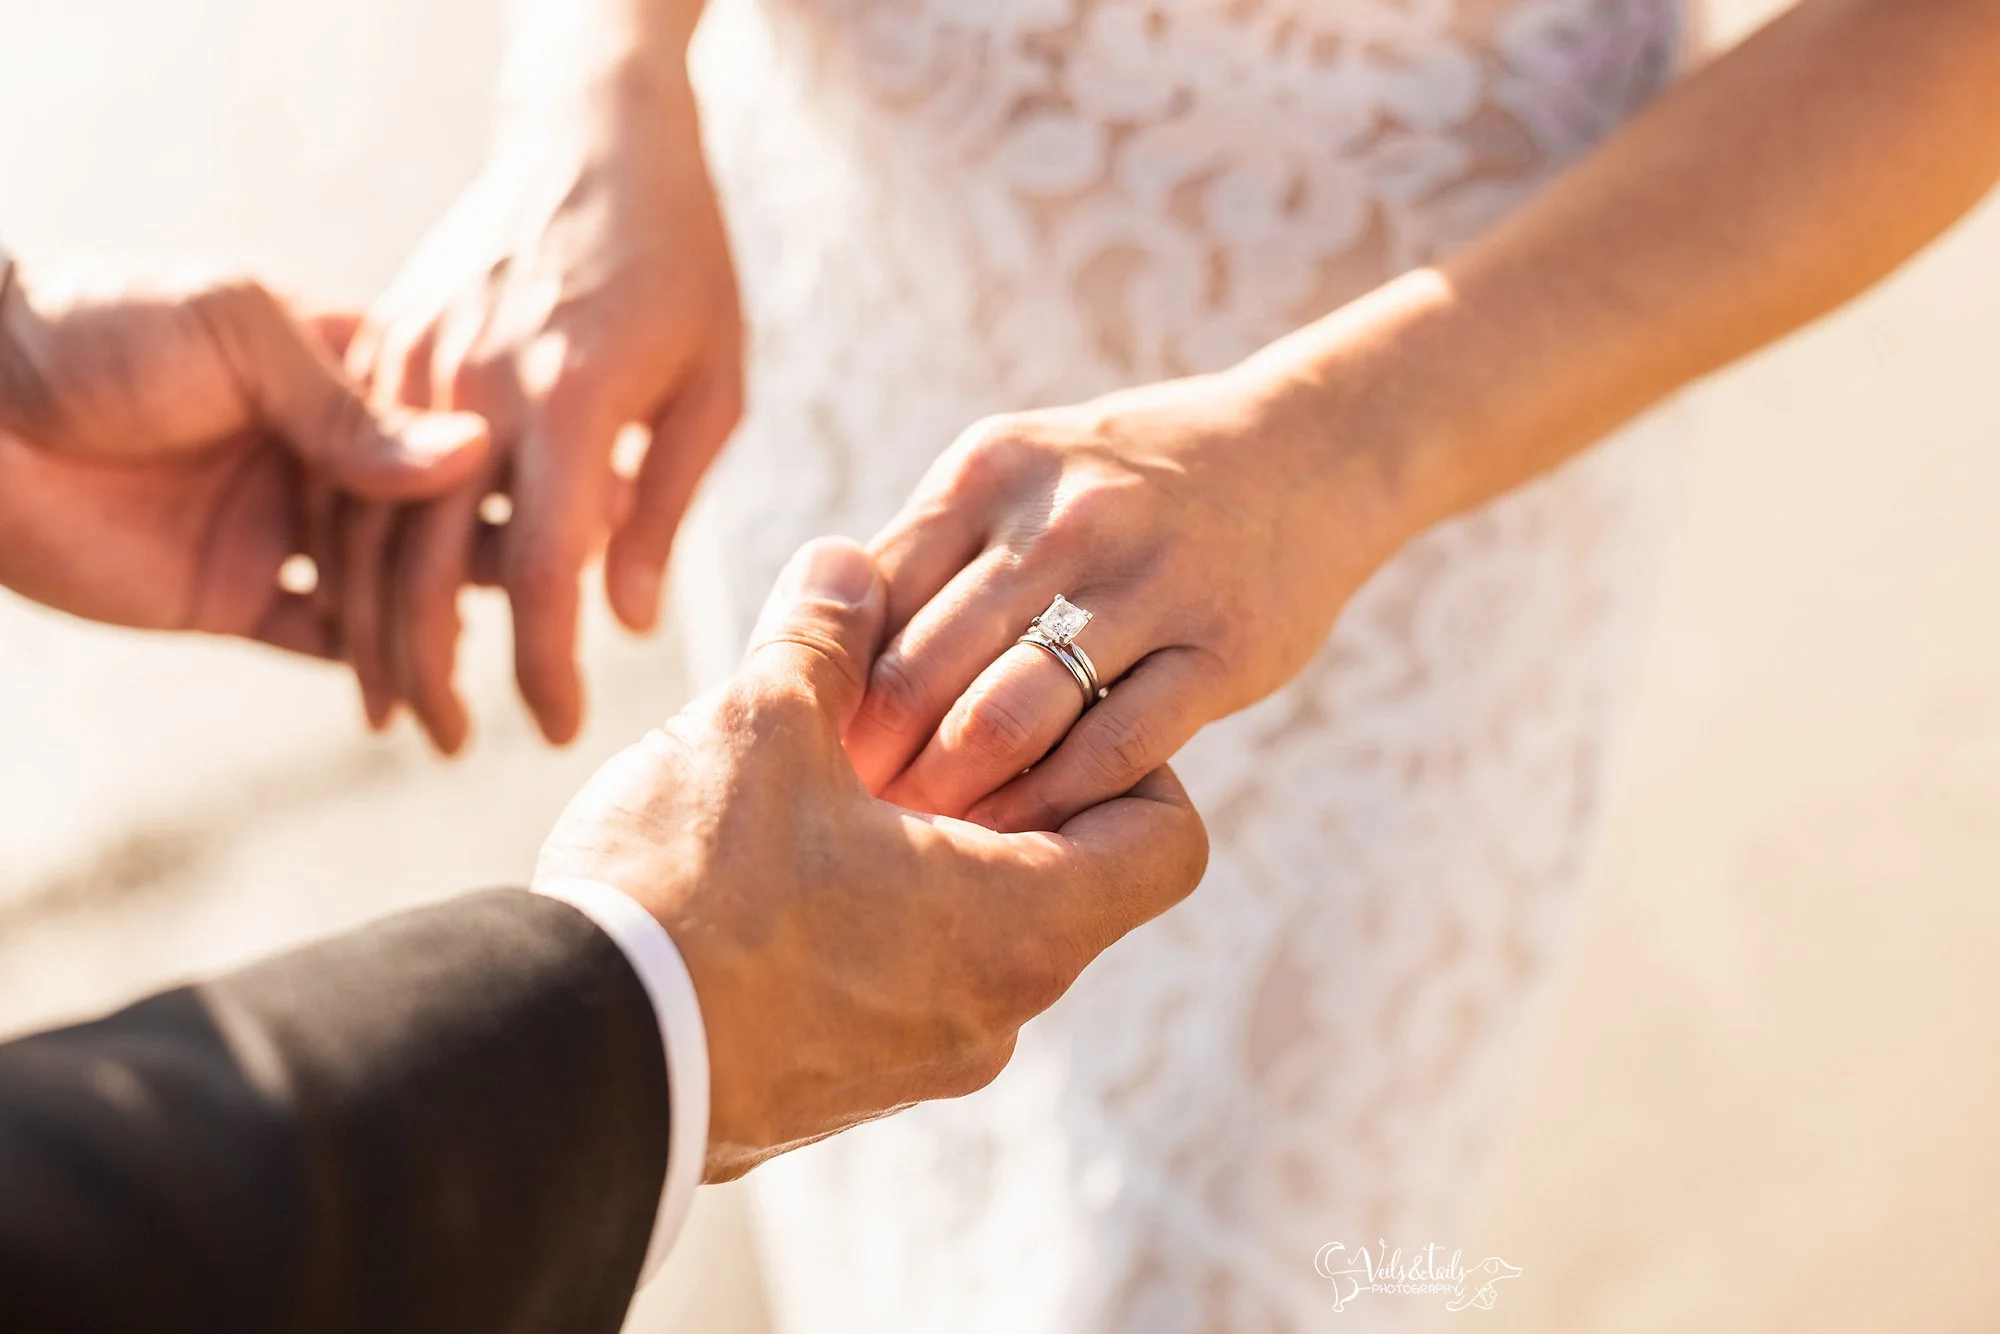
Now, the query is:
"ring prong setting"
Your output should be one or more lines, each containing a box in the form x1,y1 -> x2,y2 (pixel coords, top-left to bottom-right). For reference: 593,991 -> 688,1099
1036,594 -> 1093,645
1020,595 -> 1102,708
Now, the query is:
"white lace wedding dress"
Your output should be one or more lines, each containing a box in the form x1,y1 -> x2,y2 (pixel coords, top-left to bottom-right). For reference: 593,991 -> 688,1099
674,1 -> 1695,1328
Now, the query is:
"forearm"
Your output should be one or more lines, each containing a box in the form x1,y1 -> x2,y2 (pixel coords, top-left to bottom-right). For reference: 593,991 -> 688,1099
1254,0 -> 2000,553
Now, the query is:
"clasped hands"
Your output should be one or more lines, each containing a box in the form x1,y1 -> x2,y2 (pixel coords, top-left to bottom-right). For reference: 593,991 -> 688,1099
3,225 -> 1401,839
2,274 -> 1388,848
285,57 -> 1405,839
0,260 -> 1225,1181
5,68 -> 1407,1167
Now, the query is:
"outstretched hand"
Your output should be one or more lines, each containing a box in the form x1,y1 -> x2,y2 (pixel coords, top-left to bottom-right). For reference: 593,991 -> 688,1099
536,537 -> 1208,1180
338,66 -> 742,751
0,263 -> 489,651
845,367 -> 1402,832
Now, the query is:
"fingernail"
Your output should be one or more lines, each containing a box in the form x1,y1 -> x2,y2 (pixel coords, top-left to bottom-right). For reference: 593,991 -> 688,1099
789,537 -> 877,607
615,563 -> 663,626
395,411 -> 487,463
362,689 -> 396,731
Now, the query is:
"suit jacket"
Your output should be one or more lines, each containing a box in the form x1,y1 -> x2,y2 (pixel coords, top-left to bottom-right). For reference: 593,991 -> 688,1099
0,889 -> 670,1333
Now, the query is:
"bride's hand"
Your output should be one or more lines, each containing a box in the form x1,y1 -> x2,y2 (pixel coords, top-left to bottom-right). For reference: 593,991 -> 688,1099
341,61 -> 742,750
847,364 -> 1409,831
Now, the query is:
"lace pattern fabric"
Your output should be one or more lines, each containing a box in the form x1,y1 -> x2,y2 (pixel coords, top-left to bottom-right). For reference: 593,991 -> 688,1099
674,2 -> 1690,1328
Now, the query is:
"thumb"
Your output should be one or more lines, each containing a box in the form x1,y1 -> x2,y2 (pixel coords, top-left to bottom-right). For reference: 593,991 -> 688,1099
197,282 -> 489,500
742,537 -> 888,734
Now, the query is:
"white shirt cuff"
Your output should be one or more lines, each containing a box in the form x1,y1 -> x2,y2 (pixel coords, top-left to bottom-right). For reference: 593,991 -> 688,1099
533,878 -> 709,1286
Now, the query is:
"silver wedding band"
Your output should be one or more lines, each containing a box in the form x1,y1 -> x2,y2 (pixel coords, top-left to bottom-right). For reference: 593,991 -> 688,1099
1019,595 -> 1107,708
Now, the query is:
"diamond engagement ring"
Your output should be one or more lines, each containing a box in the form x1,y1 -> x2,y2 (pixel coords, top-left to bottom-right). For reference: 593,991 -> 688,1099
1019,595 -> 1107,707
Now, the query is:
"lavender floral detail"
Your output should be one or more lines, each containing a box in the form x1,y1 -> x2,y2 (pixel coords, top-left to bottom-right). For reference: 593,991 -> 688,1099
1494,0 -> 1686,162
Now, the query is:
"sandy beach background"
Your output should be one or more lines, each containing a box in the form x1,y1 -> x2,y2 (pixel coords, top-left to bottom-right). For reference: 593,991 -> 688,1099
5,1 -> 1998,1328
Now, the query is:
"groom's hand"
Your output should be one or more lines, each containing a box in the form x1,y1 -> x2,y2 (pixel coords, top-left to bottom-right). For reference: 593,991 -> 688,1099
0,260 -> 489,646
536,537 -> 1209,1181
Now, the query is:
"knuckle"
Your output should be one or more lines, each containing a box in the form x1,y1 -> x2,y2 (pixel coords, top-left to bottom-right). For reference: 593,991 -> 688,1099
506,558 -> 583,619
1044,477 -> 1155,562
938,1042 -> 1017,1100
860,649 -> 931,737
750,625 -> 868,702
990,937 -> 1074,1021
994,786 -> 1066,836
949,690 -> 1040,766
1182,642 -> 1242,706
956,413 -> 1020,456
946,415 -> 1035,494
187,276 -> 283,354
200,273 -> 275,316
640,718 -> 698,765
1078,709 -> 1165,790
1045,485 -> 1118,544
726,685 -> 810,750
182,274 -> 278,360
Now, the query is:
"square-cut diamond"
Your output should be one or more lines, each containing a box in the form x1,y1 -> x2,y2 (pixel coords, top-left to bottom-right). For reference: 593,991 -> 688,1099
1039,595 -> 1092,644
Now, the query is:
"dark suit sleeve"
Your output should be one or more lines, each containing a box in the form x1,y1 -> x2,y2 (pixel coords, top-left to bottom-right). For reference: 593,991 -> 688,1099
0,888 -> 670,1334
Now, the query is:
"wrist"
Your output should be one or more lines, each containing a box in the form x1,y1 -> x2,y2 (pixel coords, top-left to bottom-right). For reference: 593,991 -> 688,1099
531,864 -> 750,1178
488,48 -> 704,201
497,0 -> 701,128
1227,269 -> 1471,578
529,876 -> 710,1280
